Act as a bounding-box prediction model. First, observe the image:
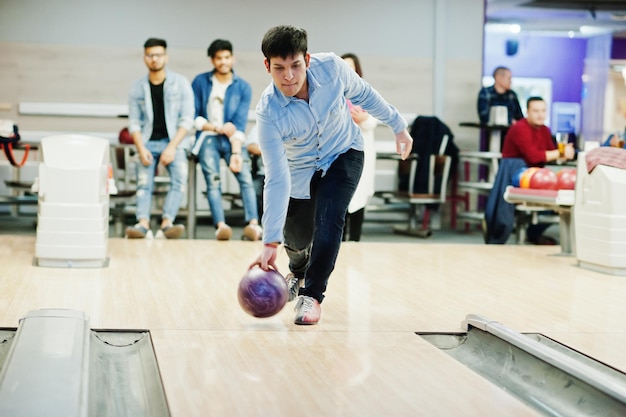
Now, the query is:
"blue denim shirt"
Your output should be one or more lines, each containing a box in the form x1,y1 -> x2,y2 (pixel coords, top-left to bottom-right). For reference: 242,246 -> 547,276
128,70 -> 195,147
192,70 -> 252,135
256,52 -> 407,243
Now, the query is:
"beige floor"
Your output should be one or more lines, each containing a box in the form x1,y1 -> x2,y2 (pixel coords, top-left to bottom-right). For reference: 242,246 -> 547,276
1,235 -> 624,416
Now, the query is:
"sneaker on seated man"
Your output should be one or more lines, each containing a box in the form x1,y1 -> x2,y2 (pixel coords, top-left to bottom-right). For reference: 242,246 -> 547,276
126,220 -> 185,239
212,221 -> 262,241
242,222 -> 263,241
155,223 -> 185,239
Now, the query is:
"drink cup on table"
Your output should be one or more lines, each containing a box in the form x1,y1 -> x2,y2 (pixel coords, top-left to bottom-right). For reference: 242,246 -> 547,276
556,132 -> 568,162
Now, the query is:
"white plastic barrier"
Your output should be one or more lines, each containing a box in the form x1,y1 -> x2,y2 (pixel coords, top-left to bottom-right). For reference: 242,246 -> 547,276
574,151 -> 626,275
35,134 -> 110,268
0,309 -> 90,417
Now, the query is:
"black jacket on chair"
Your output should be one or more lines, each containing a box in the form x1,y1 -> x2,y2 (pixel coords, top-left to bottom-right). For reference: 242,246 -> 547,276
400,116 -> 459,194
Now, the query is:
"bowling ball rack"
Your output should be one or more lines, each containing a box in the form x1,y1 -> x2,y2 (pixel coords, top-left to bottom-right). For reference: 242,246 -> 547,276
503,186 -> 575,255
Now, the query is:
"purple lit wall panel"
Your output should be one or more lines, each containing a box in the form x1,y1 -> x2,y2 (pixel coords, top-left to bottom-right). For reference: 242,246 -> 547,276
611,37 -> 626,59
484,33 -> 587,103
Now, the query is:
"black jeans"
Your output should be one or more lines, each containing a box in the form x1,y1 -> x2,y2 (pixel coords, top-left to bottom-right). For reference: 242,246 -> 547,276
343,208 -> 365,242
283,149 -> 364,303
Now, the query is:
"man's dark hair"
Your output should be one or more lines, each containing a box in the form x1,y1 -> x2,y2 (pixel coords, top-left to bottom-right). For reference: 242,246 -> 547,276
208,39 -> 233,58
261,25 -> 307,62
144,38 -> 167,49
526,96 -> 544,109
492,66 -> 510,78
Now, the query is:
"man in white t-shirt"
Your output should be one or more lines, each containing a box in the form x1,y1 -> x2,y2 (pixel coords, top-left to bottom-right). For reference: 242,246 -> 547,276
191,39 -> 261,241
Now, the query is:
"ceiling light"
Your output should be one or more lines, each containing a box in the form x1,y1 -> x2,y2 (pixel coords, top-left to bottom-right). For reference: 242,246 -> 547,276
579,25 -> 613,36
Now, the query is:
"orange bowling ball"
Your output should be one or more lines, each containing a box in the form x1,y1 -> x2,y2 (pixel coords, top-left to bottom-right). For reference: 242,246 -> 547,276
519,167 -> 540,188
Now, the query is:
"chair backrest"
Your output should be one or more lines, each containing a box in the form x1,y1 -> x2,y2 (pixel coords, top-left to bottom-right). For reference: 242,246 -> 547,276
407,154 -> 452,202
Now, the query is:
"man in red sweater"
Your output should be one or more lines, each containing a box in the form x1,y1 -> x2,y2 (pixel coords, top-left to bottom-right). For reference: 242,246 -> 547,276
502,96 -> 575,166
500,96 -> 575,245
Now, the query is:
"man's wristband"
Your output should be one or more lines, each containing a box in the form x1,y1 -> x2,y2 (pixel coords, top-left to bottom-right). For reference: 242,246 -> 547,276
264,242 -> 279,248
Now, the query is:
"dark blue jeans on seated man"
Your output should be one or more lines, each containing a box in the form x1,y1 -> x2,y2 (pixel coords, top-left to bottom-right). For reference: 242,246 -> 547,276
283,148 -> 363,304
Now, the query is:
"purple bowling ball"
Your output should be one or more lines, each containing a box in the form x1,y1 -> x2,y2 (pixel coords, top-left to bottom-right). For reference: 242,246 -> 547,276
237,267 -> 288,318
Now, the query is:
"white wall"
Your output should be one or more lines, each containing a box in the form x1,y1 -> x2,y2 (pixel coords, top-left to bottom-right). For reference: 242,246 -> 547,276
0,0 -> 484,144
0,0 -> 432,56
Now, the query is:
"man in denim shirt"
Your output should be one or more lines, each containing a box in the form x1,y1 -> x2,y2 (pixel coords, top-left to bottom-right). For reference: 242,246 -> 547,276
126,38 -> 194,239
192,39 -> 262,241
250,26 -> 413,325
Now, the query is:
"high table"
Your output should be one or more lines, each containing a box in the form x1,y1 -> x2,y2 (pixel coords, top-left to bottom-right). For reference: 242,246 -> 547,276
459,121 -> 510,153
456,122 -> 509,224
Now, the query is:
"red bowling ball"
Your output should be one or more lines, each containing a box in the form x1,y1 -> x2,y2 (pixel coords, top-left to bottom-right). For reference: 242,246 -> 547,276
529,168 -> 558,190
557,168 -> 577,190
238,267 -> 288,318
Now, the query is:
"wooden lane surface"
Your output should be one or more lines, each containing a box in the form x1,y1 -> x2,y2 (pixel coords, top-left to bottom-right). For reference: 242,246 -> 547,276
1,235 -> 625,415
151,330 -> 540,417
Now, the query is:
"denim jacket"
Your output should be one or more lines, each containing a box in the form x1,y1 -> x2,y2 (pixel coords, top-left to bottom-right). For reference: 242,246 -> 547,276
191,70 -> 252,140
128,70 -> 195,148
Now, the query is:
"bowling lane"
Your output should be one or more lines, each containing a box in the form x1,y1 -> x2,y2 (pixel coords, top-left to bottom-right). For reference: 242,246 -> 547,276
330,242 -> 626,335
2,236 -> 626,336
151,330 -> 542,417
3,236 -> 626,416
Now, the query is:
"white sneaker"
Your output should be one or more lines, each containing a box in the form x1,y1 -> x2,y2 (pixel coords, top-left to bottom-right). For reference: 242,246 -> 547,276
215,224 -> 232,241
126,223 -> 153,239
242,224 -> 263,241
294,296 -> 321,325
162,224 -> 185,239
